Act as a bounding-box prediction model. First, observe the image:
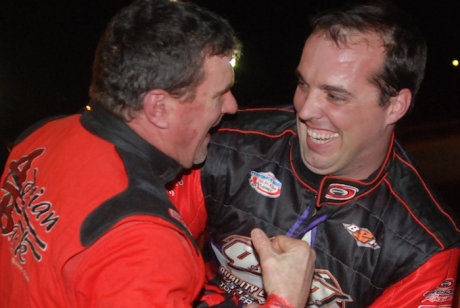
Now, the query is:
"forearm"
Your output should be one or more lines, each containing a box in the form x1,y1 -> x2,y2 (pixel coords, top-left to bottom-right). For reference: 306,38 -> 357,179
369,248 -> 460,307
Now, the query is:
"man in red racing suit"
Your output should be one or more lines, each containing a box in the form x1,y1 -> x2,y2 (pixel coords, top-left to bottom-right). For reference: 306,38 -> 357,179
0,1 -> 316,307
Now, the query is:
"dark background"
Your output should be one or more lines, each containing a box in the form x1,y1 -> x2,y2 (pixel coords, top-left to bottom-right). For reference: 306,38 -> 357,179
0,0 -> 459,143
1,1 -> 460,214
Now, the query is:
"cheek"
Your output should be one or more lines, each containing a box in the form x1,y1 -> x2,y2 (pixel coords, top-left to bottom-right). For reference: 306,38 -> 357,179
293,89 -> 305,111
327,106 -> 362,130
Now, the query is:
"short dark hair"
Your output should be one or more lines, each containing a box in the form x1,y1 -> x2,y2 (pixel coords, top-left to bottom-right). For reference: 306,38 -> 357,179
311,0 -> 427,108
89,0 -> 241,120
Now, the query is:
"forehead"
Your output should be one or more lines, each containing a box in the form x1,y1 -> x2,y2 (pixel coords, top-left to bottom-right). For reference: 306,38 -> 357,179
182,55 -> 233,102
199,55 -> 234,90
299,32 -> 386,83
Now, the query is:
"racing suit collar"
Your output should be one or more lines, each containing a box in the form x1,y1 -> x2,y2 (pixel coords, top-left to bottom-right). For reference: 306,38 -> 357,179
291,134 -> 395,206
80,101 -> 183,185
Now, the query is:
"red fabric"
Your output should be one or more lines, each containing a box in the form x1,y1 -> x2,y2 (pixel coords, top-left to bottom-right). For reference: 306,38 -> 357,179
0,115 -> 205,307
66,218 -> 205,308
369,248 -> 460,307
263,294 -> 295,308
167,169 -> 207,240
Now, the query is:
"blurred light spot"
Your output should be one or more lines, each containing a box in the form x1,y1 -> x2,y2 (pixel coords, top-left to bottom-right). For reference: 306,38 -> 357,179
453,59 -> 459,67
86,105 -> 92,111
230,58 -> 236,68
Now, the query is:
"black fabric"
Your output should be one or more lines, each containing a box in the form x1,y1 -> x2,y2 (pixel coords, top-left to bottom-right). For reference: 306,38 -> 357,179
200,106 -> 460,307
79,102 -> 198,252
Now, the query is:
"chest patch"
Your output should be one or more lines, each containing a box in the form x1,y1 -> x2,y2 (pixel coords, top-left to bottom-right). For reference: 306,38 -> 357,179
249,171 -> 282,198
325,183 -> 359,201
343,223 -> 380,250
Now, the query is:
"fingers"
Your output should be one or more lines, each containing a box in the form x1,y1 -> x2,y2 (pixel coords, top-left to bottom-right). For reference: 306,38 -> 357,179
250,228 -> 316,308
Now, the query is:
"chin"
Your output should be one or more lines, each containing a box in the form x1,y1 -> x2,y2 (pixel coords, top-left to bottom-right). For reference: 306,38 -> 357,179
303,157 -> 333,176
193,154 -> 207,166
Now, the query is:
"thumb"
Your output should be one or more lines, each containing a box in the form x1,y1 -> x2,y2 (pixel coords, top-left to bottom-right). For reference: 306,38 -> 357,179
251,228 -> 272,257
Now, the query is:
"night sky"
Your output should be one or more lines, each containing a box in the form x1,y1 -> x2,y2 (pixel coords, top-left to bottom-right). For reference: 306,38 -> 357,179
1,0 -> 459,143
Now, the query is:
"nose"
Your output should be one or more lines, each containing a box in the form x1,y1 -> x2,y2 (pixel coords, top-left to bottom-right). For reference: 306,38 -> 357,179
294,87 -> 322,121
222,91 -> 238,114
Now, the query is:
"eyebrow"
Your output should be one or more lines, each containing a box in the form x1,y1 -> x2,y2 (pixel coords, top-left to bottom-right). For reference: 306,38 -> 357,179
295,69 -> 355,98
213,80 -> 235,99
320,85 -> 354,98
295,70 -> 307,84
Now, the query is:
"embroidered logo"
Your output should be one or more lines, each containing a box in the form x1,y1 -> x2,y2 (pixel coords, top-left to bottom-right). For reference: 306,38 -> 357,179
213,235 -> 265,305
309,269 -> 353,307
168,208 -> 191,235
343,223 -> 380,250
1,148 -> 59,269
222,235 -> 262,275
249,171 -> 282,198
422,279 -> 455,304
214,235 -> 353,307
166,178 -> 183,197
325,184 -> 359,200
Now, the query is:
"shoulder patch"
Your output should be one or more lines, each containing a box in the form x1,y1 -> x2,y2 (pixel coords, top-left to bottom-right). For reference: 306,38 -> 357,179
421,278 -> 455,305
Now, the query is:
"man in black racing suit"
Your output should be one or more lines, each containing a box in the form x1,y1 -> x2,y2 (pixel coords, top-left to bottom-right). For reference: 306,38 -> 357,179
169,1 -> 460,307
171,106 -> 459,307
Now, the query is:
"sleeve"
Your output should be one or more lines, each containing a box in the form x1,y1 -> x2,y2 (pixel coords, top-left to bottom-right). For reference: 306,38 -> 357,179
64,218 -> 205,308
368,248 -> 460,308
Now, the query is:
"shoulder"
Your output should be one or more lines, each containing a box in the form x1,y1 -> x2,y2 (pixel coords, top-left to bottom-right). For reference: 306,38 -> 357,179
209,105 -> 297,155
387,140 -> 460,250
218,105 -> 297,135
14,114 -> 78,145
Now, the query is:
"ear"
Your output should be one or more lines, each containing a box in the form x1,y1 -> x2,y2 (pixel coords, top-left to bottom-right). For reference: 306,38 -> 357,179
385,89 -> 412,125
142,89 -> 170,129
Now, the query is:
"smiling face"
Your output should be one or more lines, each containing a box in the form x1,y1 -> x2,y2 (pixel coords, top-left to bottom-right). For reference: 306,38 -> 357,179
169,55 -> 237,168
293,32 -> 398,180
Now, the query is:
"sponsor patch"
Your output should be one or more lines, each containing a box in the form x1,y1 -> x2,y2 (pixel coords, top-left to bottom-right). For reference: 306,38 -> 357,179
309,269 -> 353,307
222,235 -> 262,275
168,208 -> 191,235
343,223 -> 380,249
421,279 -> 455,304
215,235 -> 354,307
249,171 -> 282,198
212,235 -> 265,305
1,148 -> 59,269
166,179 -> 183,197
325,183 -> 359,200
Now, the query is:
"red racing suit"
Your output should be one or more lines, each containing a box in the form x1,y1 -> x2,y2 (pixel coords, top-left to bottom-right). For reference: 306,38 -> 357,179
169,106 -> 460,307
0,104 -> 207,307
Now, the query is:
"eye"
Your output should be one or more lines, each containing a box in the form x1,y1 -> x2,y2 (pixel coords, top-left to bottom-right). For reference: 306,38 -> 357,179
327,93 -> 346,103
296,79 -> 309,92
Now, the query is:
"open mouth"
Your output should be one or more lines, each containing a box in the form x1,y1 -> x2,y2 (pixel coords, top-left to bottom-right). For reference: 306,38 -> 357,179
307,129 -> 339,144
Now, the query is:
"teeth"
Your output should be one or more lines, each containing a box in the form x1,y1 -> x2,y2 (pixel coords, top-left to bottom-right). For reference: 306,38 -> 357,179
307,129 -> 339,144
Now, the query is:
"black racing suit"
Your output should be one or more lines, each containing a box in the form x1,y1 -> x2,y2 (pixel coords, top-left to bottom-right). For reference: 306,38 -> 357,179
172,106 -> 460,307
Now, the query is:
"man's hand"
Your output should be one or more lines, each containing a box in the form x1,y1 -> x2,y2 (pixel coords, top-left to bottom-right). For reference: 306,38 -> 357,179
247,228 -> 315,308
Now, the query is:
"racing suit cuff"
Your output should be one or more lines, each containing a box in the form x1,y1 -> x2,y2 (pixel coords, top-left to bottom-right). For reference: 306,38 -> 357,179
264,294 -> 295,308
